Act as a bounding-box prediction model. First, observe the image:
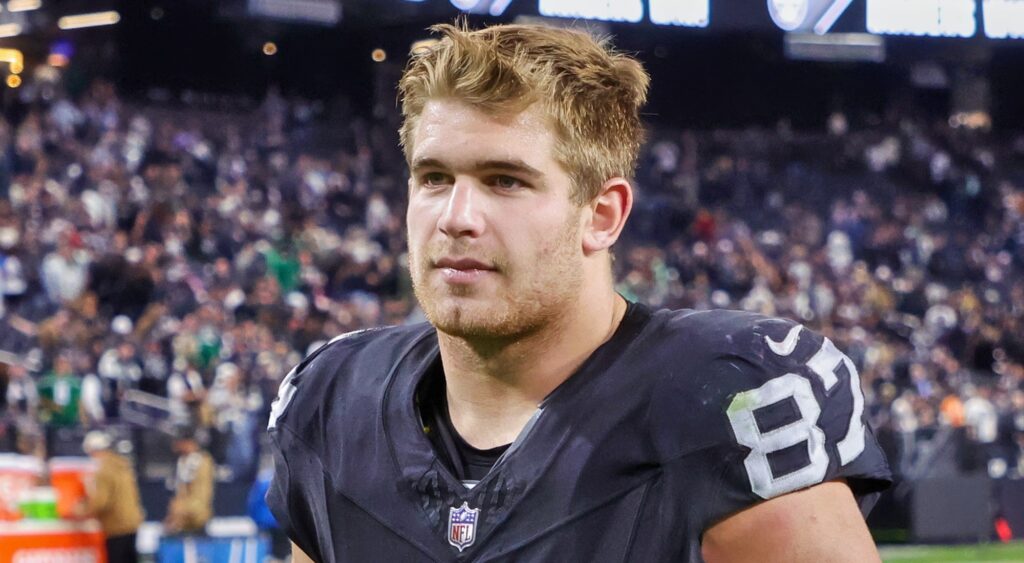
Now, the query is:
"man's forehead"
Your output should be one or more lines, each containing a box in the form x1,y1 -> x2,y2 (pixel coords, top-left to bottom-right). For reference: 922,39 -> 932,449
411,100 -> 555,167
415,100 -> 551,139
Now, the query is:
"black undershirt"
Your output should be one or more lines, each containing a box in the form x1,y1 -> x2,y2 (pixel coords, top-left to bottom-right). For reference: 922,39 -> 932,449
418,361 -> 510,486
417,302 -> 643,485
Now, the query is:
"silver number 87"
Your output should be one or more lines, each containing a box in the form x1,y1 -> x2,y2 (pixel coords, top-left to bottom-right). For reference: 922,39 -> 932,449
726,326 -> 867,499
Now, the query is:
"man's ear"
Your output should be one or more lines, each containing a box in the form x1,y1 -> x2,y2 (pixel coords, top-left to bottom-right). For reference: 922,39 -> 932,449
582,177 -> 633,255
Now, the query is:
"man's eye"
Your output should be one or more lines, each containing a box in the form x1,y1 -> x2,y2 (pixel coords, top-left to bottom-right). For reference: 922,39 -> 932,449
493,175 -> 524,190
422,172 -> 449,187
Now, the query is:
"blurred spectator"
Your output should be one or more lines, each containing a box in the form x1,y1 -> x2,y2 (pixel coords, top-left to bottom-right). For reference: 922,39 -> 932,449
40,231 -> 91,305
95,337 -> 143,420
167,363 -> 208,429
207,362 -> 261,480
78,430 -> 144,563
891,389 -> 919,474
37,351 -> 85,429
0,362 -> 38,452
164,429 -> 214,534
964,385 -> 999,471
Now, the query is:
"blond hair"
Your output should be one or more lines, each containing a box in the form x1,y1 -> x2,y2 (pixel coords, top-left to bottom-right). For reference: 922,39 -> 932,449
398,23 -> 650,205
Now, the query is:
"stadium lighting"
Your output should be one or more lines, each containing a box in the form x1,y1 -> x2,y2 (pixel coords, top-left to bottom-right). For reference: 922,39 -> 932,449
7,0 -> 42,12
47,53 -> 69,67
0,48 -> 24,74
58,11 -> 121,30
0,23 -> 21,38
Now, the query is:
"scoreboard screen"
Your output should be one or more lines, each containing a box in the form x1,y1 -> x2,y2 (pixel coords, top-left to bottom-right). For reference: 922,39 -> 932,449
538,0 -> 709,27
400,0 -> 1024,39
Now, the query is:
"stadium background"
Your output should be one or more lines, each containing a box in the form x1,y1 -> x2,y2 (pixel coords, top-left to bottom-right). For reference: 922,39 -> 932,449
1,0 -> 1024,560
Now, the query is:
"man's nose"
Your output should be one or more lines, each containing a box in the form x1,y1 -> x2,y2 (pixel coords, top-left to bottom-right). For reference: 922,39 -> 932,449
438,181 -> 485,238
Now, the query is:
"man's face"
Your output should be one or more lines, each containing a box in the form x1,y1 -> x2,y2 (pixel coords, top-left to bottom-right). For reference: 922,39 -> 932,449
118,343 -> 135,360
55,356 -> 72,375
173,438 -> 193,455
406,100 -> 585,340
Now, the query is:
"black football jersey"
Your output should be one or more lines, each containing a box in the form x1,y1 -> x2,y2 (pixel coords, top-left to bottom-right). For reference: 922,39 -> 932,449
267,303 -> 891,562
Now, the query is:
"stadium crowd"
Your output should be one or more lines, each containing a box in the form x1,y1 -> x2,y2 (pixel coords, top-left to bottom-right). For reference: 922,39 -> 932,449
1,76 -> 1023,493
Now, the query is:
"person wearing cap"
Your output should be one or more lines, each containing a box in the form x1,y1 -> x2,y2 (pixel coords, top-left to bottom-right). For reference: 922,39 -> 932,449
79,430 -> 145,563
163,428 -> 215,534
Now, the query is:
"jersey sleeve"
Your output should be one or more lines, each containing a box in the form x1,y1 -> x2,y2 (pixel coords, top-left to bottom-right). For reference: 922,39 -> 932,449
264,329 -> 380,562
267,421 -> 331,562
656,313 -> 892,535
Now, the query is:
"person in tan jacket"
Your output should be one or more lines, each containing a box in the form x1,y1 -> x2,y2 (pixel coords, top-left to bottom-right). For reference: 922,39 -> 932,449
163,429 -> 214,534
80,431 -> 145,563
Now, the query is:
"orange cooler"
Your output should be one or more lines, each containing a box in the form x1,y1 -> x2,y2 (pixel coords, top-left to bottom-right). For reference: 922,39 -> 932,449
0,520 -> 106,563
0,454 -> 43,521
48,457 -> 96,520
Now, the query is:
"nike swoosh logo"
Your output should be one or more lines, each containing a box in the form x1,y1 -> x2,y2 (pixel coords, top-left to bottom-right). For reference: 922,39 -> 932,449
765,325 -> 803,357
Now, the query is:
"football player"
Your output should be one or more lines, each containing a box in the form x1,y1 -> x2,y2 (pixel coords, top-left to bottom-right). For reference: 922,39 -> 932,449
267,23 -> 891,562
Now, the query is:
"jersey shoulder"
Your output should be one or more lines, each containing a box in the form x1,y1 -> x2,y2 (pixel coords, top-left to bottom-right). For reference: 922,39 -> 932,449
649,308 -> 889,509
648,308 -> 862,459
651,307 -> 829,396
656,307 -> 814,369
266,323 -> 434,441
647,309 -> 815,408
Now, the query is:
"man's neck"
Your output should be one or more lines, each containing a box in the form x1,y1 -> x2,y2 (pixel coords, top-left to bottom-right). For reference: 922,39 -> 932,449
437,292 -> 627,449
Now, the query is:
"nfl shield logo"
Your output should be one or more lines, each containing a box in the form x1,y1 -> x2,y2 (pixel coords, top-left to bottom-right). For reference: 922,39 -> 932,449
447,502 -> 480,552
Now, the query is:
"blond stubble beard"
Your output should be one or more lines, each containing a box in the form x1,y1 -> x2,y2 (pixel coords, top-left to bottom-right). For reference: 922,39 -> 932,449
410,210 -> 584,341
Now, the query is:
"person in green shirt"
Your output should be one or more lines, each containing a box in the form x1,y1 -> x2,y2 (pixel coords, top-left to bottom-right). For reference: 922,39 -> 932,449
264,240 -> 300,294
37,352 -> 84,428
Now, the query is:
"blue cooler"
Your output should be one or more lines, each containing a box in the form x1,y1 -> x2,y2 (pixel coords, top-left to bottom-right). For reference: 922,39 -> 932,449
157,535 -> 269,563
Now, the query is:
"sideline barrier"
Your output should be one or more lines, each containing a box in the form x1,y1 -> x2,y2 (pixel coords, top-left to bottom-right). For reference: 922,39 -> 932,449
911,475 -> 992,543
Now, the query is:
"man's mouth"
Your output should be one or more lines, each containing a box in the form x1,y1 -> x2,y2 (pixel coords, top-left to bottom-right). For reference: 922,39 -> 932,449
434,257 -> 495,271
432,257 -> 498,284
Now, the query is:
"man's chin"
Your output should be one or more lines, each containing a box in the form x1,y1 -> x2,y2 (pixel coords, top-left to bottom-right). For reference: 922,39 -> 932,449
428,308 -> 500,339
434,322 -> 503,340
419,299 -> 506,338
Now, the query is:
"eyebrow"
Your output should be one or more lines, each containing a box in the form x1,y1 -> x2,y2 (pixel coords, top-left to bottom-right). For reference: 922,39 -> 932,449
411,157 -> 544,180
